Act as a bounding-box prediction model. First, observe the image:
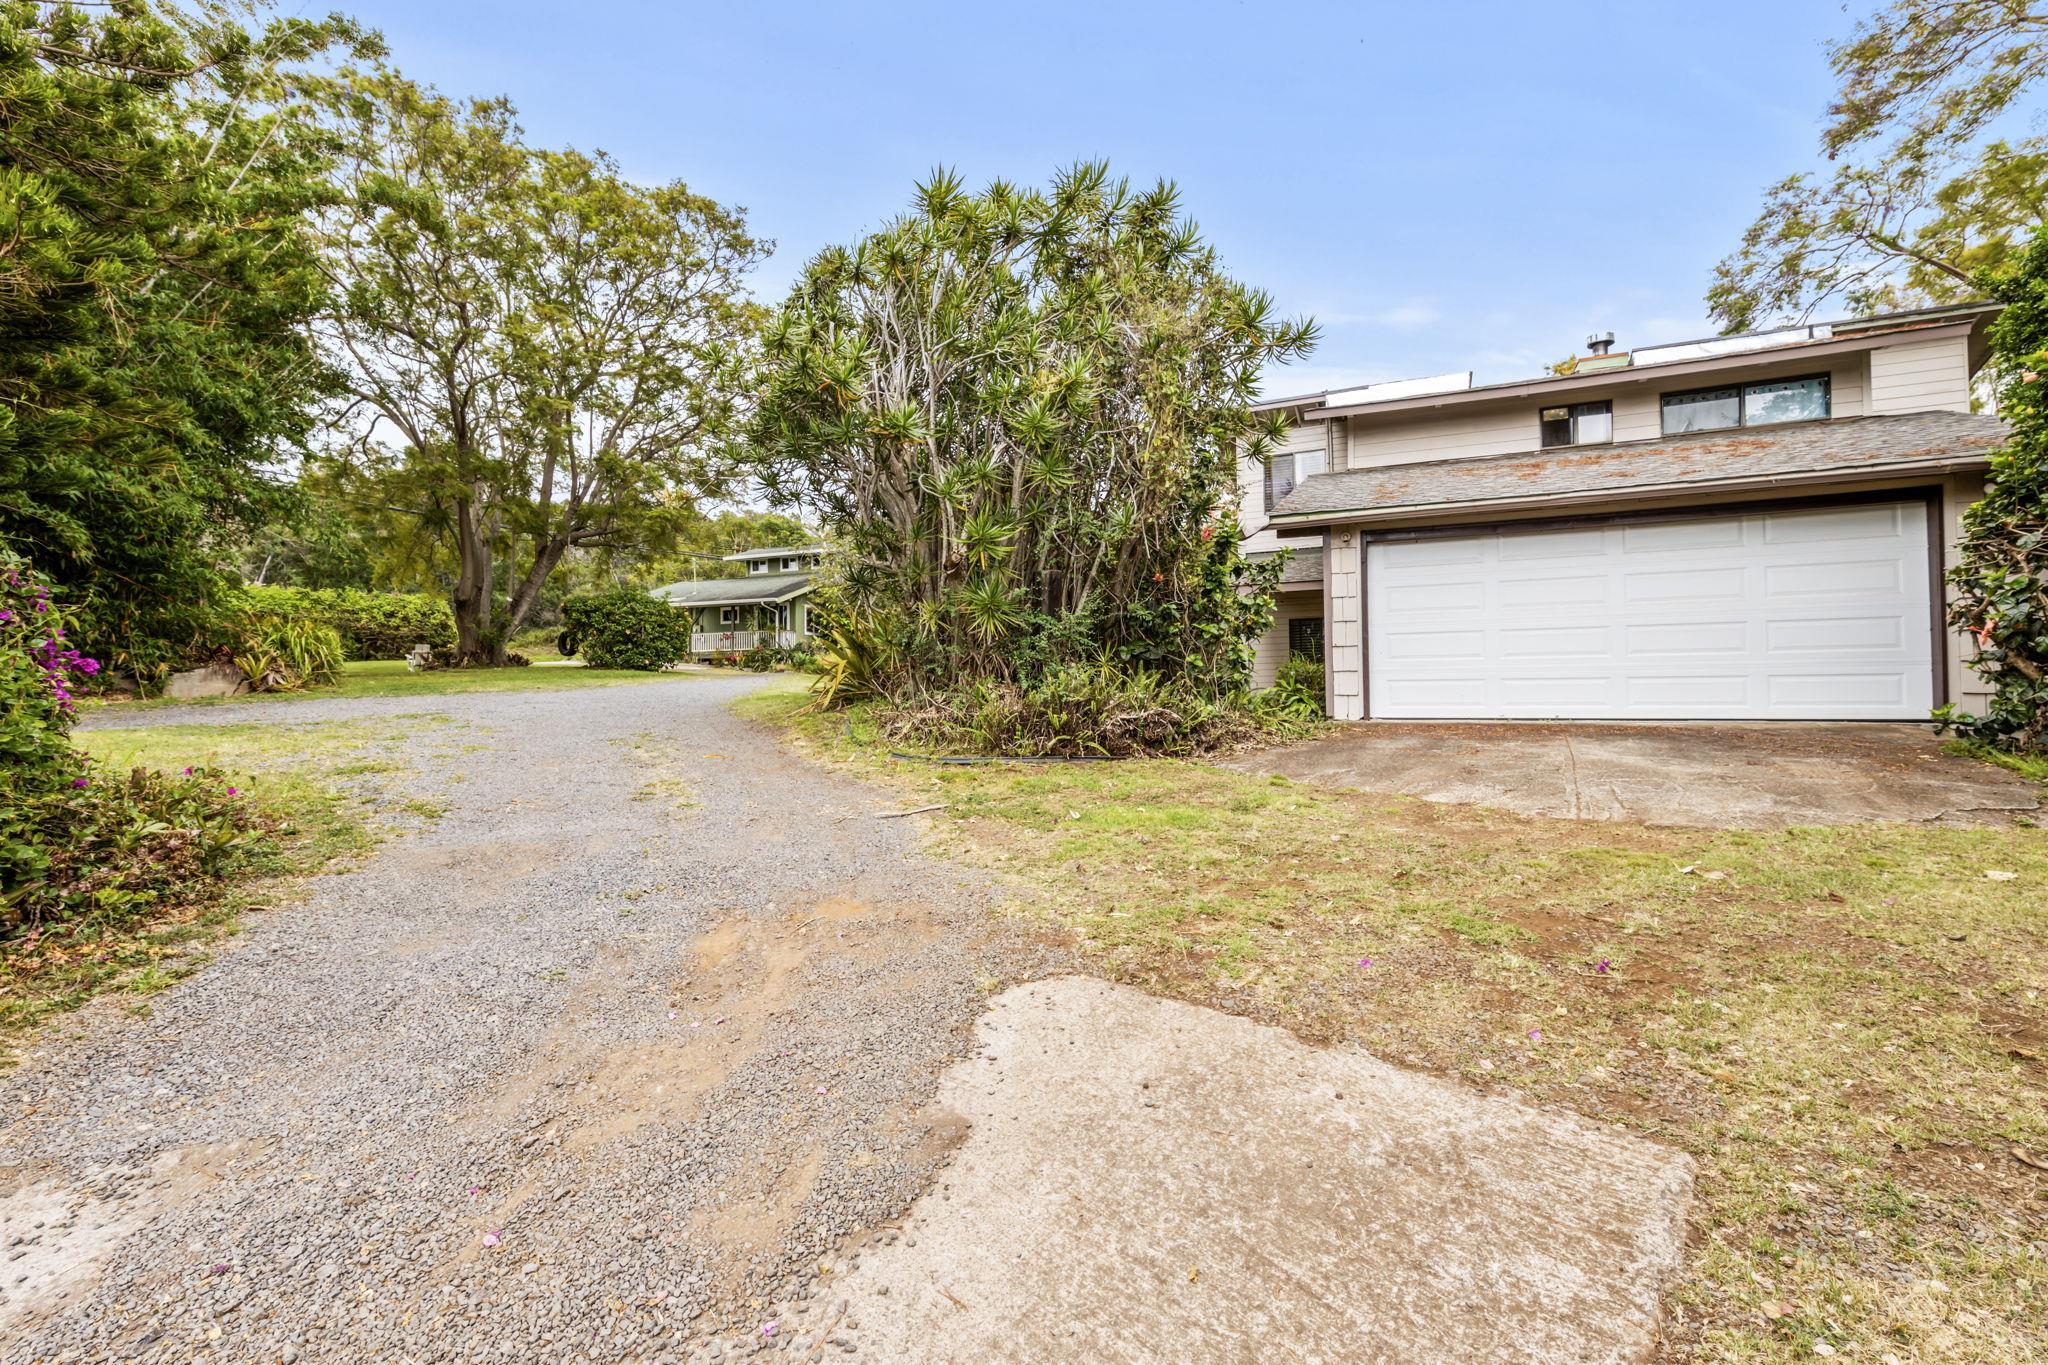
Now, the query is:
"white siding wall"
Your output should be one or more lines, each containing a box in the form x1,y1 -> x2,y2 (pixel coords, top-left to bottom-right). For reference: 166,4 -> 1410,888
1250,591 -> 1324,688
1868,335 -> 1974,414
1239,421 -> 1327,552
1342,357 -> 1873,469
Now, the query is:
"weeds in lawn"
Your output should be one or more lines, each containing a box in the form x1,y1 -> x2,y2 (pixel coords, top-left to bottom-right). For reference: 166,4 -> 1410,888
736,677 -> 2048,1362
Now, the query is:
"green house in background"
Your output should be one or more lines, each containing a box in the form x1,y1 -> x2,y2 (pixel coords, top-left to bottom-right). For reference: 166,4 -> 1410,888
649,545 -> 827,657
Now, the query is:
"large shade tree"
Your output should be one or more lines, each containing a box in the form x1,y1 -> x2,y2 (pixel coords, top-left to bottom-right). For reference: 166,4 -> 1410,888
312,71 -> 763,663
0,0 -> 374,680
1712,0 -> 2048,330
747,163 -> 1314,696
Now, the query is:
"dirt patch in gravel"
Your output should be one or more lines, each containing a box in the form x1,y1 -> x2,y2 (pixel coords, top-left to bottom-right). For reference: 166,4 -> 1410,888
4,678 -> 1063,1362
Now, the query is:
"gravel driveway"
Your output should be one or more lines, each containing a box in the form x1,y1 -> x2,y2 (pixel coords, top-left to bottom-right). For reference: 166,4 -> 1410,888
4,675 -> 1055,1362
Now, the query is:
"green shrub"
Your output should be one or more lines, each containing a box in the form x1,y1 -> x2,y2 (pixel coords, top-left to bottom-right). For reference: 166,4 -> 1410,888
888,662 -> 1254,758
229,615 -> 346,692
2,551 -> 267,939
1942,229 -> 2048,751
4,764 -> 269,941
236,586 -> 454,661
558,589 -> 691,671
1261,652 -> 1326,720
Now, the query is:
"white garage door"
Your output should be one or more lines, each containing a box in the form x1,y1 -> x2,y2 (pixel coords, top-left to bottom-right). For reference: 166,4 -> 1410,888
1366,501 -> 1935,720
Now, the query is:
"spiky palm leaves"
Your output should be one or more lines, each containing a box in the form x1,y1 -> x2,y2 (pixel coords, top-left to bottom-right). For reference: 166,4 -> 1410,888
748,162 -> 1315,699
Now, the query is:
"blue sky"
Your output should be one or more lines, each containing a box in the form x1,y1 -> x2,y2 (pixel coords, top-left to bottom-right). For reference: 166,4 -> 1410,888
335,0 -> 1858,393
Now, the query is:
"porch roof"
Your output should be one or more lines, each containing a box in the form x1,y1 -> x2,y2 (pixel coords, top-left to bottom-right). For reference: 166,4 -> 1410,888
649,573 -> 813,609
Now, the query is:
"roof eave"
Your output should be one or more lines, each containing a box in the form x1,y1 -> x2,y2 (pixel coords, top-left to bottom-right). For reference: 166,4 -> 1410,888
1301,319 -> 1983,422
1265,452 -> 1994,530
654,581 -> 814,608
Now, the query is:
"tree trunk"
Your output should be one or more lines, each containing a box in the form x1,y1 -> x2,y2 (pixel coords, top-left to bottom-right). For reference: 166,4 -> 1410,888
451,487 -> 497,665
500,535 -> 572,662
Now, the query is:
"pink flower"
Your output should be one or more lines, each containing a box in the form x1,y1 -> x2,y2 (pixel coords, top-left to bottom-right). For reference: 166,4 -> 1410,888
181,766 -> 193,776
815,1085 -> 828,1095
1594,959 -> 1611,974
71,777 -> 89,788
761,1321 -> 779,1338
225,786 -> 239,797
1527,1029 -> 1542,1042
481,1229 -> 502,1247
1356,956 -> 1372,969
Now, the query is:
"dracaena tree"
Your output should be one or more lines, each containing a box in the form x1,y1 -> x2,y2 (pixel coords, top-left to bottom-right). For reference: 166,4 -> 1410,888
746,163 -> 1314,697
312,72 -> 763,664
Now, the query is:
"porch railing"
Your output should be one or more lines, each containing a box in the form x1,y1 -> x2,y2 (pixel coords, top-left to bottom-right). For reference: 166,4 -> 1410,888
690,630 -> 802,654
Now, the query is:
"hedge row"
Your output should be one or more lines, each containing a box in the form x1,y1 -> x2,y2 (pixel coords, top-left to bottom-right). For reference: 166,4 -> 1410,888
236,586 -> 454,661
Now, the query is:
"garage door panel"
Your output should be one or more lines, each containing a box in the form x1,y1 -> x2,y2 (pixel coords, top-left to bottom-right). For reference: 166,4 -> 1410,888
1621,520 -> 1748,553
1767,674 -> 1907,707
1624,675 -> 1750,708
1500,574 -> 1606,608
1499,676 -> 1616,709
1765,558 -> 1907,597
1498,529 -> 1606,561
1379,678 -> 1487,711
1622,566 -> 1748,603
1626,621 -> 1748,656
1762,504 -> 1903,544
1500,625 -> 1608,659
1765,616 -> 1906,652
1366,502 -> 1934,720
1386,579 -> 1483,612
1382,538 -> 1487,567
1381,629 -> 1487,661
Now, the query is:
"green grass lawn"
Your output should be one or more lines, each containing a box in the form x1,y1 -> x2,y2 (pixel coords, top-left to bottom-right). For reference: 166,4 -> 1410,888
736,677 -> 2048,1363
97,657 -> 688,711
3,713 -> 455,1047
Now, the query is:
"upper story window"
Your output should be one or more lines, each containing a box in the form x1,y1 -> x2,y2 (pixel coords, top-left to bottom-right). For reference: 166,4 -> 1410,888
1539,400 -> 1612,449
748,560 -> 769,574
1264,451 -> 1296,513
780,557 -> 799,572
1662,374 -> 1830,435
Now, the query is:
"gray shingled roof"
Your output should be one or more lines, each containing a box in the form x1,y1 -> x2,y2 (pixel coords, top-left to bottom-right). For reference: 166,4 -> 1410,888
1268,411 -> 2008,523
649,573 -> 812,607
1246,547 -> 1324,586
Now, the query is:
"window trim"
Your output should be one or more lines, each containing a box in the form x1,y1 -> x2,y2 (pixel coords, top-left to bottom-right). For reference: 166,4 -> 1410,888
1539,399 -> 1613,450
718,606 -> 737,625
1661,372 -> 1831,436
1287,615 -> 1325,663
1264,451 -> 1296,513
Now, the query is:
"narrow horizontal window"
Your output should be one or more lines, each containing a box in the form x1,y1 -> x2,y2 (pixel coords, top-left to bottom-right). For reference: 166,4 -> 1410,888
1662,374 -> 1830,435
1661,386 -> 1742,435
1743,375 -> 1830,426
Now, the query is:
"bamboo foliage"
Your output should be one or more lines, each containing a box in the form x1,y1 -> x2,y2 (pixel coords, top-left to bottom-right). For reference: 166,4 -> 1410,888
747,162 -> 1314,692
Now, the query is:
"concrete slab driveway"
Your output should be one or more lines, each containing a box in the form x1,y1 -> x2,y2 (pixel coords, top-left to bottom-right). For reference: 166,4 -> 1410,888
1233,722 -> 2043,828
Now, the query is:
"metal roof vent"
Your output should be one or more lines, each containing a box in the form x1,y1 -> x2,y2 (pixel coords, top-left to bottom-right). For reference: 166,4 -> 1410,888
1586,331 -> 1616,356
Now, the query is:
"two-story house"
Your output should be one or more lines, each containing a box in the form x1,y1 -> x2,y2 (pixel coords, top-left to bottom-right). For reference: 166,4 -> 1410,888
650,544 -> 827,657
1239,301 -> 2007,722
